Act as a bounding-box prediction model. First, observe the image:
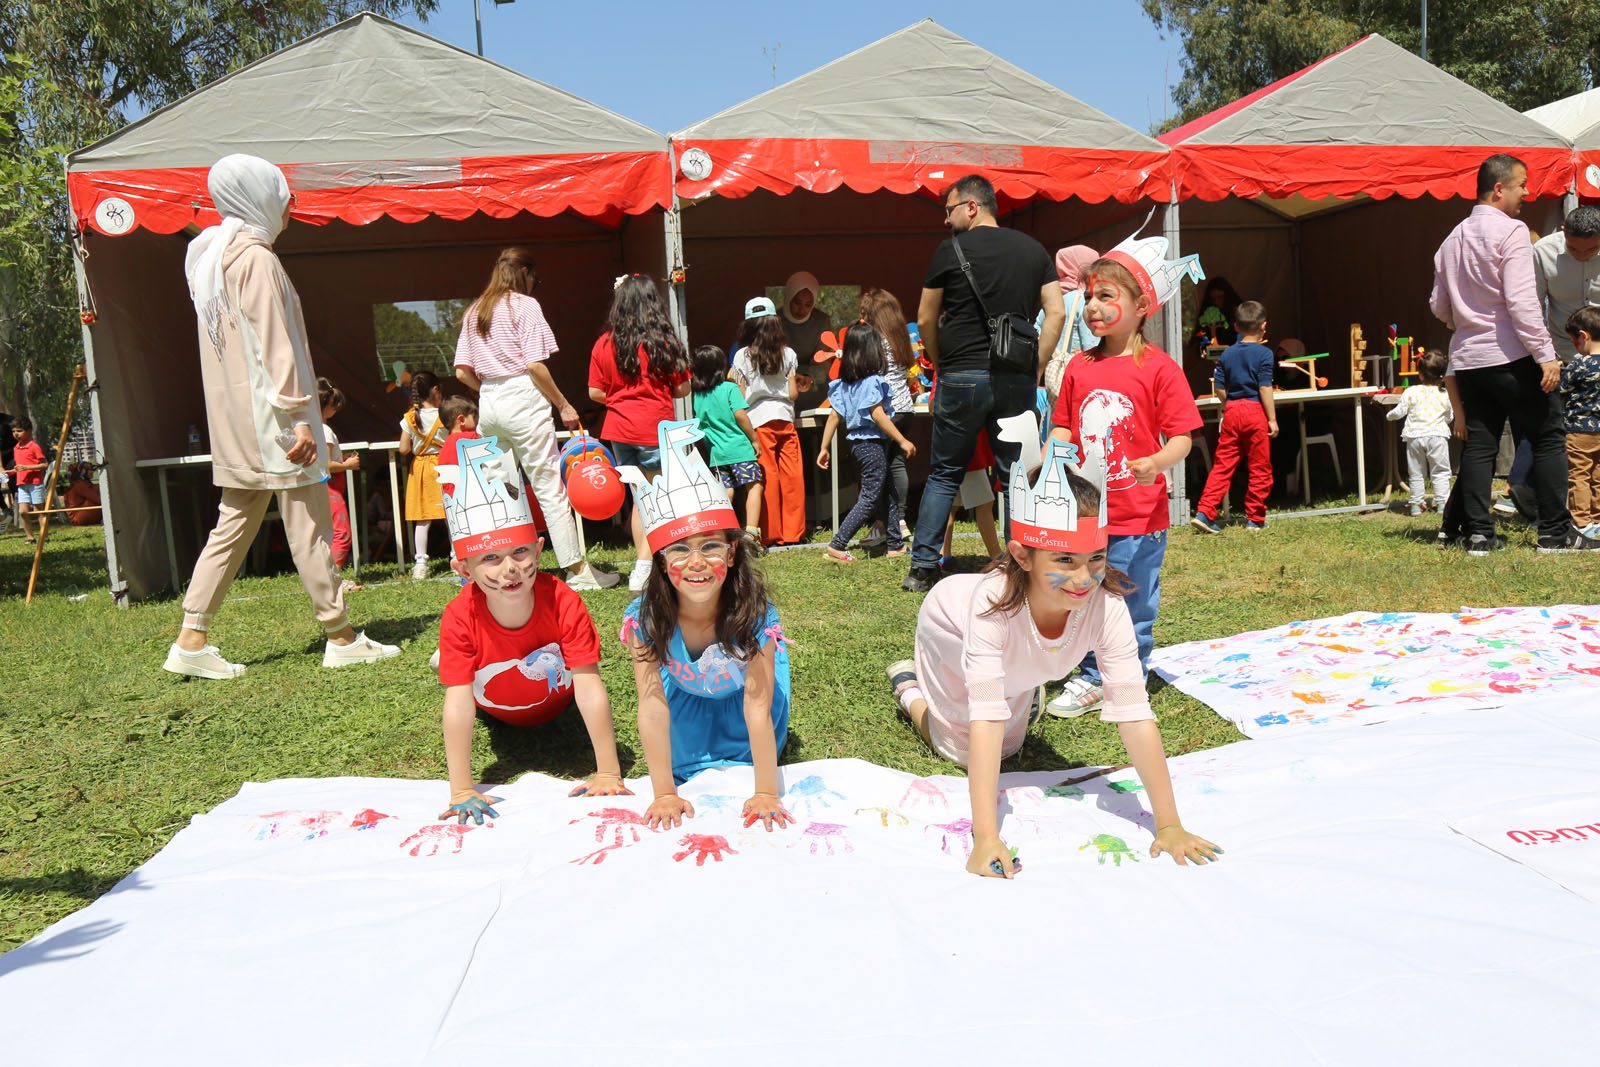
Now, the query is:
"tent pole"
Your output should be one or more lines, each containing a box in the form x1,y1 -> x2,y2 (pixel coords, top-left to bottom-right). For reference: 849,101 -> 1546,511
70,220 -> 128,607
664,141 -> 689,348
1162,188 -> 1188,526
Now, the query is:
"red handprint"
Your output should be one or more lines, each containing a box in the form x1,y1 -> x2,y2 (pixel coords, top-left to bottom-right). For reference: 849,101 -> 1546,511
347,808 -> 394,832
568,807 -> 656,865
570,807 -> 652,847
673,833 -> 738,866
400,823 -> 477,857
899,778 -> 951,814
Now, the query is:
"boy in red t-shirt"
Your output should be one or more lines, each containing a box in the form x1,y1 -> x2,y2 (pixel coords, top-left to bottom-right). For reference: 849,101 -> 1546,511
432,433 -> 631,826
9,417 -> 48,544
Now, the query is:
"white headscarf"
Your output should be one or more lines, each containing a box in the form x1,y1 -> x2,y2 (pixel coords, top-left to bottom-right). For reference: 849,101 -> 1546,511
185,154 -> 291,351
782,270 -> 820,324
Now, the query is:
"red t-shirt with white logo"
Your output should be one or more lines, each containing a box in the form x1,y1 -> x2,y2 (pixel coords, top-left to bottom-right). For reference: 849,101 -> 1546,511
1050,345 -> 1202,535
437,574 -> 600,726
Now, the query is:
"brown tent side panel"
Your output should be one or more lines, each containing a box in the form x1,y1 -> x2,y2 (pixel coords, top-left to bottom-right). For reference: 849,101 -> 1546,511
89,209 -> 667,599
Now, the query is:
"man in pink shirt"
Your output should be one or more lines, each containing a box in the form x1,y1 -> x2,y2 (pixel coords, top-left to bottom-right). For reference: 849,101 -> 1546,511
1430,154 -> 1599,554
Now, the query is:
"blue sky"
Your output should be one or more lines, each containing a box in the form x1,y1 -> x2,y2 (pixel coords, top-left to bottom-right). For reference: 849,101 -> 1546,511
397,1 -> 1181,135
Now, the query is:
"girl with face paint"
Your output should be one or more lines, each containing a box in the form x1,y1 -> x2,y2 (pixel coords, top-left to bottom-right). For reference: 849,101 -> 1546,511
1044,246 -> 1204,719
886,447 -> 1222,878
621,420 -> 793,833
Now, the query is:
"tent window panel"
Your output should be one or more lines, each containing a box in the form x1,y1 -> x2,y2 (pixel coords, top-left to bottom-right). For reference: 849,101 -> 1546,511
373,300 -> 474,386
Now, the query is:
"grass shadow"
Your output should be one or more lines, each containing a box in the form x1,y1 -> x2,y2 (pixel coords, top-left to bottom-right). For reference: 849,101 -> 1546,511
478,709 -> 638,787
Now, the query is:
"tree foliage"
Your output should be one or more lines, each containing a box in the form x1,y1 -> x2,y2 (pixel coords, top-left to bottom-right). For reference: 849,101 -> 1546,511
1144,0 -> 1600,131
0,0 -> 436,439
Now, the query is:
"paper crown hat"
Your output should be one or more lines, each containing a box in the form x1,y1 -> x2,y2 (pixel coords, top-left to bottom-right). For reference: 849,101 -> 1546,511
619,419 -> 739,554
996,411 -> 1109,553
1102,235 -> 1205,313
434,434 -> 540,559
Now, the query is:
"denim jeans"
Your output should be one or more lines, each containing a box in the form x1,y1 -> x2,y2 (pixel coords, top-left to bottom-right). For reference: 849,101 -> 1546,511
1454,359 -> 1571,540
1078,530 -> 1167,685
909,369 -> 1037,570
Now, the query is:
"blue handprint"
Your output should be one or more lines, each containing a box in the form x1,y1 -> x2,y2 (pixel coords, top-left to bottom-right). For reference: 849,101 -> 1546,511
694,794 -> 739,814
783,775 -> 844,816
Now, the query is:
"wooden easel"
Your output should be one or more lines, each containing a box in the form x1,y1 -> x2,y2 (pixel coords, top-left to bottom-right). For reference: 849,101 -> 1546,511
25,366 -> 99,604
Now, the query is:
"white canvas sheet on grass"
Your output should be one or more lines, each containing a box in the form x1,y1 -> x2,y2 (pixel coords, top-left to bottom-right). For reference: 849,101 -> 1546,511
1148,604 -> 1600,738
5,700 -> 1600,1065
1450,796 -> 1600,902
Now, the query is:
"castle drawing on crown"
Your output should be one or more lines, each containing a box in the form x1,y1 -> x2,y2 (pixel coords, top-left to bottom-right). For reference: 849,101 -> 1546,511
435,435 -> 534,550
620,420 -> 728,533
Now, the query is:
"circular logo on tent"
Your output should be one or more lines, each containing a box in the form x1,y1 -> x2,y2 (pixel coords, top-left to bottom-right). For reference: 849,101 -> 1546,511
1587,165 -> 1600,190
95,197 -> 137,235
680,147 -> 713,182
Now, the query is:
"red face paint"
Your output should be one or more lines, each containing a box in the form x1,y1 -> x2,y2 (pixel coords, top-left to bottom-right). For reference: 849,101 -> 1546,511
1086,274 -> 1125,335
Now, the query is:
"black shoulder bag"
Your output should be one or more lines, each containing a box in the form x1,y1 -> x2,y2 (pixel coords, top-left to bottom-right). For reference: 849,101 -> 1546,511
951,235 -> 1040,377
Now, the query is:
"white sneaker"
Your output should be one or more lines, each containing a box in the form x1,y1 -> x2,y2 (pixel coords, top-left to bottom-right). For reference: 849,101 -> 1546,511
411,559 -> 429,581
627,559 -> 653,592
899,521 -> 912,540
566,565 -> 621,591
162,642 -> 246,680
323,631 -> 401,668
1046,676 -> 1104,718
428,648 -> 441,671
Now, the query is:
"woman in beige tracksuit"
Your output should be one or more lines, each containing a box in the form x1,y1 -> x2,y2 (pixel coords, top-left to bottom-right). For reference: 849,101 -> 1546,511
162,154 -> 399,680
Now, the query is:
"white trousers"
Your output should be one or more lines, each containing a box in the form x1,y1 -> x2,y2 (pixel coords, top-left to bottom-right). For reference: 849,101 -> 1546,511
1406,435 -> 1452,508
477,374 -> 583,568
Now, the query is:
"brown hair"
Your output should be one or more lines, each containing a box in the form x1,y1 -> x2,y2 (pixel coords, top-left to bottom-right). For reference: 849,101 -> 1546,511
606,274 -> 687,384
1566,306 -> 1600,350
470,247 -> 539,338
737,314 -> 789,376
1234,300 -> 1266,336
1416,348 -> 1449,385
440,394 -> 478,430
860,288 -> 912,369
1082,257 -> 1150,364
316,376 -> 345,413
631,531 -> 771,669
409,370 -> 441,415
979,466 -> 1133,618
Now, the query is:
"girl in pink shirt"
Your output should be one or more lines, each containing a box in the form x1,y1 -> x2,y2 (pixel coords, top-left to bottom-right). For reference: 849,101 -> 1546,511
887,438 -> 1221,879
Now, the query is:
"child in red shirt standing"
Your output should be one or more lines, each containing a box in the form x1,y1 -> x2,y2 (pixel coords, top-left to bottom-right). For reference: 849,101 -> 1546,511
1047,236 -> 1205,716
433,434 -> 630,825
588,274 -> 691,592
9,417 -> 47,544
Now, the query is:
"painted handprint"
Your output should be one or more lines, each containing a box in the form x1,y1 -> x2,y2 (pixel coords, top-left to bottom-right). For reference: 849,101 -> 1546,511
347,808 -> 394,832
783,775 -> 844,816
400,823 -> 477,857
898,778 -> 951,814
249,810 -> 342,841
926,818 -> 974,857
854,806 -> 909,827
794,822 -> 853,856
570,807 -> 652,847
1080,834 -> 1139,866
692,794 -> 740,815
673,833 -> 738,866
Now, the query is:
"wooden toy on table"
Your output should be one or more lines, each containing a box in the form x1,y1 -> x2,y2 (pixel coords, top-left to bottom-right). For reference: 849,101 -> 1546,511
1350,324 -> 1369,387
1277,350 -> 1330,390
1387,324 -> 1417,387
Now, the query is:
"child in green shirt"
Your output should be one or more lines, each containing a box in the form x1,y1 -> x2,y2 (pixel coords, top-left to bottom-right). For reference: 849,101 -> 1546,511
690,345 -> 764,549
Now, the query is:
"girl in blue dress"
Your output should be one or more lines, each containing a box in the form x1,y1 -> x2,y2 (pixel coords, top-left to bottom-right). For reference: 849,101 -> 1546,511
617,419 -> 793,833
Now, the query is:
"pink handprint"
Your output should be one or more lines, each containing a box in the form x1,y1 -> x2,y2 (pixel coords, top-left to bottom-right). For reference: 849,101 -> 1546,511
899,779 -> 951,814
569,807 -> 652,847
926,818 -> 974,857
347,808 -> 394,831
794,822 -> 853,856
250,810 -> 342,841
400,824 -> 476,857
673,833 -> 738,865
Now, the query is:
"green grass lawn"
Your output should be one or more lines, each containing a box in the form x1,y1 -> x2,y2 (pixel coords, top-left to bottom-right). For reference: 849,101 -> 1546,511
2,503 -> 1598,949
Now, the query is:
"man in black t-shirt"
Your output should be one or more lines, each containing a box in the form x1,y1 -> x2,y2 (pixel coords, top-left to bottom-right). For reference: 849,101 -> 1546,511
903,175 -> 1064,592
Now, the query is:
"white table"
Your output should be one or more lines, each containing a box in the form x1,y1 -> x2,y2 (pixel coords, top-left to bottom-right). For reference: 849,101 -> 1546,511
136,443 -> 402,593
1196,386 -> 1381,512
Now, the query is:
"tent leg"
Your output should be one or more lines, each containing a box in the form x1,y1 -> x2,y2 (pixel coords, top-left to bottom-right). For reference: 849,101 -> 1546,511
1162,195 -> 1188,526
72,230 -> 127,606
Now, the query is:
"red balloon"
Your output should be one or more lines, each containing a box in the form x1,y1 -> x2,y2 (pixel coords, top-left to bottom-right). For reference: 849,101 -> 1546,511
566,458 -> 625,520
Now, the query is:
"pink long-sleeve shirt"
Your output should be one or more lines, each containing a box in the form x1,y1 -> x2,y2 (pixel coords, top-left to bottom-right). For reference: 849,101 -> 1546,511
1430,205 -> 1557,371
